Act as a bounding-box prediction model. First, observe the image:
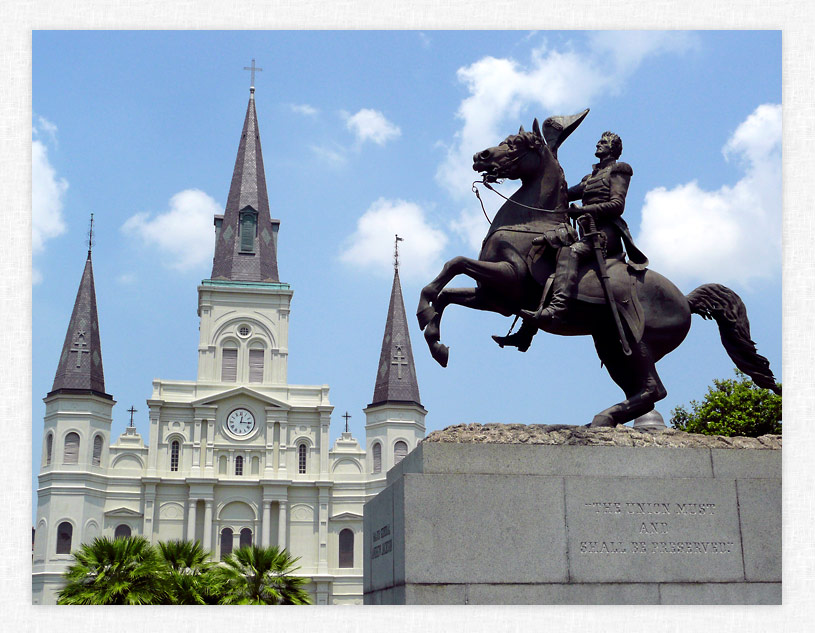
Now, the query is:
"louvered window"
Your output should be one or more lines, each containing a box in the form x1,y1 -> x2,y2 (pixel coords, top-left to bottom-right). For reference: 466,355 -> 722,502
372,443 -> 381,474
45,433 -> 53,466
170,441 -> 180,472
63,432 -> 80,465
56,522 -> 73,554
240,528 -> 252,549
394,441 -> 408,465
240,212 -> 256,252
92,435 -> 103,466
114,524 -> 131,540
298,444 -> 307,474
222,348 -> 238,382
339,528 -> 354,568
221,528 -> 233,558
249,349 -> 264,383
235,455 -> 243,476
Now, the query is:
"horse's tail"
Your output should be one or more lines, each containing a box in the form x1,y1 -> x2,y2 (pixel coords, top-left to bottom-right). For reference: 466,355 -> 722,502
686,283 -> 781,394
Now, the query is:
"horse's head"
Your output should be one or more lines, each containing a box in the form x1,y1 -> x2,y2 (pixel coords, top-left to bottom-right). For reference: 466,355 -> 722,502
472,109 -> 590,183
473,119 -> 548,183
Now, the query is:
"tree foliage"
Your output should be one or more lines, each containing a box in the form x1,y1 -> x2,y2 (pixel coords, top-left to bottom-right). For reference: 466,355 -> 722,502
670,369 -> 781,437
58,537 -> 311,605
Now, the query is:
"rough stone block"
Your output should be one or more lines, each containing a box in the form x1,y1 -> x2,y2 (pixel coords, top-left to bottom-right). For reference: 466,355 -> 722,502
737,478 -> 782,581
565,477 -> 744,583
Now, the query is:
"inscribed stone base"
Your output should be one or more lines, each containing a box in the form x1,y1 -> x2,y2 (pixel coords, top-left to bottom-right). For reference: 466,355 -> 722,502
363,441 -> 780,605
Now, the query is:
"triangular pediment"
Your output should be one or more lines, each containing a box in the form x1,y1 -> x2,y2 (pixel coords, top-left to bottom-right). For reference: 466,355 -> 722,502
191,386 -> 289,409
329,512 -> 363,521
104,507 -> 143,518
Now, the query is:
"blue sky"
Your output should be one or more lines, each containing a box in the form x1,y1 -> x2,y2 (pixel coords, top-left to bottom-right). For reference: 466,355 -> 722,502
32,30 -> 781,516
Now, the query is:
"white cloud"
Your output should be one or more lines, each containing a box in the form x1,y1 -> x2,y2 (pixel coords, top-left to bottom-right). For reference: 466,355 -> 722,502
636,104 -> 781,287
449,207 -> 490,254
437,33 -> 697,202
32,129 -> 68,255
339,198 -> 448,281
35,116 -> 59,145
345,109 -> 401,146
117,273 -> 137,285
290,103 -> 319,116
309,143 -> 348,168
121,189 -> 220,271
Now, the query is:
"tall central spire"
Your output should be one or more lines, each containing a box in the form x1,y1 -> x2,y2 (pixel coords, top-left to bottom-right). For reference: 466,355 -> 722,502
370,238 -> 421,407
210,78 -> 280,282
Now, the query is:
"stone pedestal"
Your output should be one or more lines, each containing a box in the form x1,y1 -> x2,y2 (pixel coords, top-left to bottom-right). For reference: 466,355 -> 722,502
363,426 -> 780,605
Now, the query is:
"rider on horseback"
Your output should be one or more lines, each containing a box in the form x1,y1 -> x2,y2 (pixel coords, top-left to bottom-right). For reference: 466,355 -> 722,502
493,131 -> 648,350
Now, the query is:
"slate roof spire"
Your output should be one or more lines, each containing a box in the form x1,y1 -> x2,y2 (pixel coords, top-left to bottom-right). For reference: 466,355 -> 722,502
49,238 -> 110,399
370,236 -> 421,407
210,80 -> 280,282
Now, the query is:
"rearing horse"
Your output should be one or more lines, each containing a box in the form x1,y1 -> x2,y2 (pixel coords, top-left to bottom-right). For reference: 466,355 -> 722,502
417,113 -> 779,427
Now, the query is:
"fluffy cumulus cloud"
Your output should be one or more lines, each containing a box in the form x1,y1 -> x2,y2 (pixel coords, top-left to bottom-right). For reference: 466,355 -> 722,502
437,32 -> 697,202
636,104 -> 782,286
32,117 -> 68,271
290,103 -> 319,116
339,198 -> 448,281
121,189 -> 221,271
345,109 -> 401,146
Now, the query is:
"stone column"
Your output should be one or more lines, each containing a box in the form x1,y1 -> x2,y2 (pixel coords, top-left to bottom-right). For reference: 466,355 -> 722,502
143,483 -> 157,543
317,486 -> 329,574
278,422 -> 288,475
203,500 -> 213,552
262,500 -> 271,547
192,419 -> 202,469
186,499 -> 197,541
320,413 -> 330,476
232,530 -> 240,552
278,500 -> 287,549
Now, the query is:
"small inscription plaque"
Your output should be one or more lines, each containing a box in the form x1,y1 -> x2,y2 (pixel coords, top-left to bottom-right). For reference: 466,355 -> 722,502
371,523 -> 392,560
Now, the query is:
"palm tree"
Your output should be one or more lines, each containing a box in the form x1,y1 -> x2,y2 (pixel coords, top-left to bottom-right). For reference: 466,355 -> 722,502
207,545 -> 312,605
57,536 -> 169,605
157,539 -> 215,605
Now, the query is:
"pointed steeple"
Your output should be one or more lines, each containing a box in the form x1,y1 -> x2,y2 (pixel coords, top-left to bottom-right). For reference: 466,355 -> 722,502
370,238 -> 421,407
49,246 -> 110,399
210,85 -> 280,282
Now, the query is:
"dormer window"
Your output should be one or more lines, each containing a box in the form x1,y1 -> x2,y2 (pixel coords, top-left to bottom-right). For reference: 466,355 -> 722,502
239,207 -> 258,253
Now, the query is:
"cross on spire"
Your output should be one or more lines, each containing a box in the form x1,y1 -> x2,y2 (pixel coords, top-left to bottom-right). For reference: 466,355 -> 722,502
244,58 -> 263,93
342,411 -> 352,433
127,406 -> 138,427
392,345 -> 409,379
394,234 -> 404,271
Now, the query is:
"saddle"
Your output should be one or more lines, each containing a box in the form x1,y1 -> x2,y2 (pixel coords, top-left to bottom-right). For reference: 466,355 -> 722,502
530,250 -> 646,343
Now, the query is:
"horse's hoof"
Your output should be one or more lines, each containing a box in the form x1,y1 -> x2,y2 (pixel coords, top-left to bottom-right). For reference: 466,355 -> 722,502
590,414 -> 615,428
431,343 -> 449,368
417,305 -> 437,331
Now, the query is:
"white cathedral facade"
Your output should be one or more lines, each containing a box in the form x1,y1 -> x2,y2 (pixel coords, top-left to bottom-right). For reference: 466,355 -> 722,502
32,84 -> 427,605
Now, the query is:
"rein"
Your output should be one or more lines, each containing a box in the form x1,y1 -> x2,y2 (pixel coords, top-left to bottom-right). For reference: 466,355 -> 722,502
472,177 -> 564,224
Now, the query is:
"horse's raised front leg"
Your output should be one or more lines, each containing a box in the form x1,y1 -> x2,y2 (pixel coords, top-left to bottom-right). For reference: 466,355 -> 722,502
417,256 -> 517,330
590,334 -> 667,427
423,286 -> 510,367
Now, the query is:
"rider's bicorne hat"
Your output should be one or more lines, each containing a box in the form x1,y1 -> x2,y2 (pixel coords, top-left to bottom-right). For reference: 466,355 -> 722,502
542,108 -> 590,156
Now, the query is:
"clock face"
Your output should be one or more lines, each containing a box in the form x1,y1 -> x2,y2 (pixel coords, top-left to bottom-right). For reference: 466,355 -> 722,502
226,408 -> 256,436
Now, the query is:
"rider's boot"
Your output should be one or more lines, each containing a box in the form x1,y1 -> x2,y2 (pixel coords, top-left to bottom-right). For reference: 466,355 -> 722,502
520,246 -> 579,326
492,319 -> 537,352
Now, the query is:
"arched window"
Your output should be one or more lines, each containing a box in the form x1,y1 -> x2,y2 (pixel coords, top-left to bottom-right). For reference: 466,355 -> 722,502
251,456 -> 260,475
45,433 -> 53,466
235,455 -> 243,476
114,524 -> 131,540
92,435 -> 103,466
56,522 -> 73,554
339,528 -> 354,568
170,440 -> 180,472
220,528 -> 233,558
298,443 -> 307,474
394,440 -> 408,465
249,348 -> 264,383
372,443 -> 382,474
239,528 -> 252,549
221,347 -> 238,382
63,432 -> 80,465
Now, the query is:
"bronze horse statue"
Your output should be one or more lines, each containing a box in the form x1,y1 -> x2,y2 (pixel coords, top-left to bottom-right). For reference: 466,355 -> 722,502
416,113 -> 779,427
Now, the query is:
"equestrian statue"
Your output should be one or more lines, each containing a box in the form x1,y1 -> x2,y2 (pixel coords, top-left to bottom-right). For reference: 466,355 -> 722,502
416,110 -> 780,427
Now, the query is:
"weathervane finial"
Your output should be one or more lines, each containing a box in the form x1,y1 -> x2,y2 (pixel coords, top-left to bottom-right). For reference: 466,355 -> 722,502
394,234 -> 404,272
87,213 -> 94,257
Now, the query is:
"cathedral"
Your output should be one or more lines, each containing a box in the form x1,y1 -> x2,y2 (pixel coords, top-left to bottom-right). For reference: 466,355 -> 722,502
32,82 -> 427,605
